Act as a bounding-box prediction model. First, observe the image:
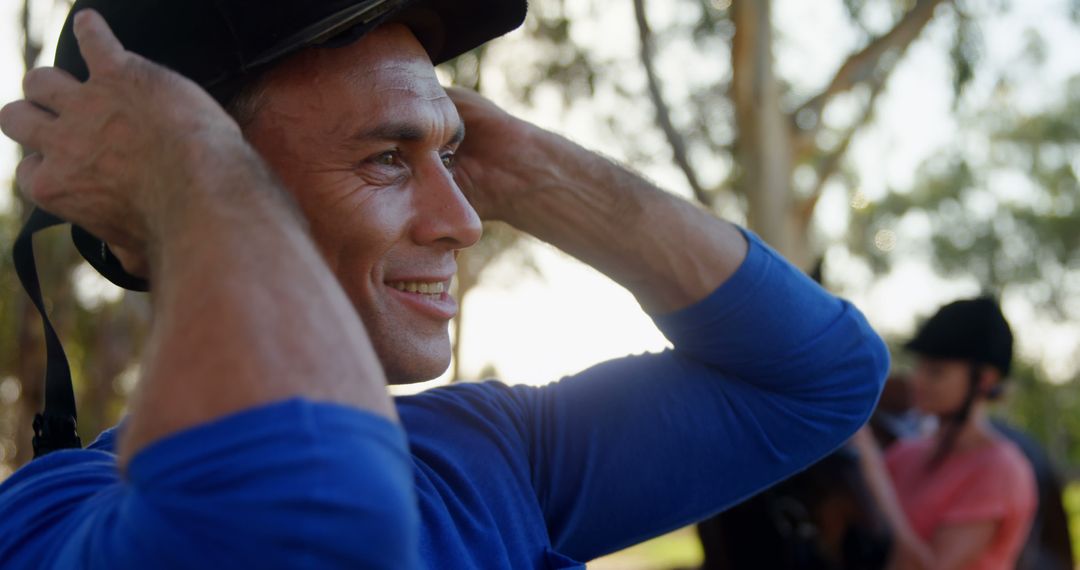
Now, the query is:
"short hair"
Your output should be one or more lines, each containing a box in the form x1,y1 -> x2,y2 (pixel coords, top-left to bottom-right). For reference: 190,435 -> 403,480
223,72 -> 269,129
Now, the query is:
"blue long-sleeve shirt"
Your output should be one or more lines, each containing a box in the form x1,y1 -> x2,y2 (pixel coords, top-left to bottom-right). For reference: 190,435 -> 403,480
0,230 -> 888,568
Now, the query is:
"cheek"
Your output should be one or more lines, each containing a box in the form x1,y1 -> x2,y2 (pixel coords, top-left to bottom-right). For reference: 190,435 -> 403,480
316,189 -> 416,289
914,378 -> 947,407
943,380 -> 970,404
339,192 -> 411,251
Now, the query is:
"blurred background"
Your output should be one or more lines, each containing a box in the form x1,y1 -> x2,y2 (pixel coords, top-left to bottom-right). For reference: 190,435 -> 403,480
1,0 -> 1078,567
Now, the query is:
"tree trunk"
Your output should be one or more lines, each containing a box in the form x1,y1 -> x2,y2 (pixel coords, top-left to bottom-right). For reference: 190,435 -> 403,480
450,252 -> 478,382
730,0 -> 806,267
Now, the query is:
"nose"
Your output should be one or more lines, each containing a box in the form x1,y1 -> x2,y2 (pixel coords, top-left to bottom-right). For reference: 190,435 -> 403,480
409,157 -> 482,250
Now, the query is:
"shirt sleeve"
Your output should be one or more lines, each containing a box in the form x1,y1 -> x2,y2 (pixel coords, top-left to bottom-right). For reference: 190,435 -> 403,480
0,399 -> 419,570
506,229 -> 889,561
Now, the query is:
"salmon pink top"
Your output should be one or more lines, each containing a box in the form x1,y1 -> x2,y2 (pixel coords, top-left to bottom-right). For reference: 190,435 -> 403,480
886,434 -> 1037,570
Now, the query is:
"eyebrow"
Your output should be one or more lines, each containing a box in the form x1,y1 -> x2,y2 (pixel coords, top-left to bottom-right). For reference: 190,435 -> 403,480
351,121 -> 465,147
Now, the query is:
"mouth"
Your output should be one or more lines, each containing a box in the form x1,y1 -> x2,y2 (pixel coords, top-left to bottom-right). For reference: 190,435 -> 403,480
384,277 -> 457,320
386,279 -> 448,299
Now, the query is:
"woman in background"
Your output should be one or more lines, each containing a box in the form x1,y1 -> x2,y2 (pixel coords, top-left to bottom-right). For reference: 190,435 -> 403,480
855,297 -> 1037,570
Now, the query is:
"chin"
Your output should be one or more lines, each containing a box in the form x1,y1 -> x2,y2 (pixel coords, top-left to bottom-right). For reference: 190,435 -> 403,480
385,364 -> 449,385
378,340 -> 452,385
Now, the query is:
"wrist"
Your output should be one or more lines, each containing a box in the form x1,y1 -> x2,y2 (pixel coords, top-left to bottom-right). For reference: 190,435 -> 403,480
144,135 -> 303,270
491,125 -> 577,226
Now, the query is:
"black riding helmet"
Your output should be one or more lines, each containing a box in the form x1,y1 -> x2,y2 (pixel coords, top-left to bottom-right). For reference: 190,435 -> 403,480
14,0 -> 527,457
905,296 -> 1014,377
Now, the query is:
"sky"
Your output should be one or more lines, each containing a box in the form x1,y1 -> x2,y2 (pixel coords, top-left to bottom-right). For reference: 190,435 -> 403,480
1,0 -> 1078,395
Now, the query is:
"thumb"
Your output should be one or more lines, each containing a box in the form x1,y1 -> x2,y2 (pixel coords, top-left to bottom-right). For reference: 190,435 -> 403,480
108,243 -> 151,280
73,9 -> 126,76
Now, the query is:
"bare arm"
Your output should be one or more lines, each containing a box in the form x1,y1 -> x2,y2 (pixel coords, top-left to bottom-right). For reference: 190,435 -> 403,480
851,428 -> 934,569
2,11 -> 394,466
448,88 -> 746,314
930,523 -> 998,570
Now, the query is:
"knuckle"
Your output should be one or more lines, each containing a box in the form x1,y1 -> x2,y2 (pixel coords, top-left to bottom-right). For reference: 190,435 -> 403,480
27,182 -> 50,205
15,164 -> 40,198
0,102 -> 11,130
102,52 -> 135,77
21,67 -> 46,92
22,116 -> 44,143
21,70 -> 35,93
0,99 -> 22,127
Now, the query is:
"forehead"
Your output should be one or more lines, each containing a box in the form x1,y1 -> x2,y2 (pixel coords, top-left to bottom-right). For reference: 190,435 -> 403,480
915,357 -> 970,374
254,24 -> 453,133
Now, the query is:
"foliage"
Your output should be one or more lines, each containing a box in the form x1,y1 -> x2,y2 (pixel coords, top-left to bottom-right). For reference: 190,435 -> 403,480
1,0 -> 139,474
1066,483 -> 1080,556
2,0 -> 1078,478
499,0 -> 1080,466
851,75 -> 1080,361
1002,362 -> 1080,469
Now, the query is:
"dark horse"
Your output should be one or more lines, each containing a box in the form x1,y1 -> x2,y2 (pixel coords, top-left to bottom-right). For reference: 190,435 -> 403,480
695,379 -> 907,570
696,377 -> 1075,570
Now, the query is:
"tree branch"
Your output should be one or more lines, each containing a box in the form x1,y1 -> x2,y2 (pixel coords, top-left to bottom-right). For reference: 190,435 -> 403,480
792,0 -> 950,154
633,0 -> 713,207
21,0 -> 41,72
800,60 -> 892,222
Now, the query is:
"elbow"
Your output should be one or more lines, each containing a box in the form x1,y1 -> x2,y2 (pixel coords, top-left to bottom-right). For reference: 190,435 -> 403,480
306,448 -> 420,568
839,311 -> 891,438
119,401 -> 420,568
807,304 -> 890,447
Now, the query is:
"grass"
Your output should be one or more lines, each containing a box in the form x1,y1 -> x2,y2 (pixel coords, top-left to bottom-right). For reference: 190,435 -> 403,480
1064,482 -> 1080,560
588,527 -> 703,569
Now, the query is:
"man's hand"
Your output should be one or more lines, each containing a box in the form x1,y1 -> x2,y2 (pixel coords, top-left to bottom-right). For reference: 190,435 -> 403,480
447,86 -> 746,313
0,9 -> 247,274
446,87 -> 538,221
2,9 -> 397,460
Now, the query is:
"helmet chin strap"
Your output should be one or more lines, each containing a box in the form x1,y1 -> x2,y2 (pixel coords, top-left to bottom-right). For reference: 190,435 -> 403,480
13,207 -> 83,458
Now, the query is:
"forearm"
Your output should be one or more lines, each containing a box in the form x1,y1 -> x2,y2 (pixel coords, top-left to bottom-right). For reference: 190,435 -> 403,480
497,128 -> 747,314
851,428 -> 933,569
119,139 -> 393,464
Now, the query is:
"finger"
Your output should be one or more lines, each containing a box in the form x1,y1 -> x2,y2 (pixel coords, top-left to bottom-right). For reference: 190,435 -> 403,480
73,9 -> 126,76
0,99 -> 56,150
23,67 -> 80,114
109,243 -> 151,279
14,152 -> 44,201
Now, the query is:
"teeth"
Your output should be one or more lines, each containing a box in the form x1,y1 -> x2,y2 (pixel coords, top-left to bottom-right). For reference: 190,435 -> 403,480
388,280 -> 446,294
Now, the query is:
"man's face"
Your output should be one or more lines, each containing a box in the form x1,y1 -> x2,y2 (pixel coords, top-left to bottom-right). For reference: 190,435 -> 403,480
243,25 -> 481,384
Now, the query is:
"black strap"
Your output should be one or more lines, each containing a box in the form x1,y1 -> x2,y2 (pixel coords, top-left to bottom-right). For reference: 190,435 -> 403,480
13,207 -> 82,458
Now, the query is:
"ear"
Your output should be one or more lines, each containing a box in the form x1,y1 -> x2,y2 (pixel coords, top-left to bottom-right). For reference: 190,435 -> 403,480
978,366 -> 1003,398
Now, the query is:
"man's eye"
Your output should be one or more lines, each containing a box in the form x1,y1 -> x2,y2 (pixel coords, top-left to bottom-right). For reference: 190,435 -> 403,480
373,151 -> 400,167
441,152 -> 456,169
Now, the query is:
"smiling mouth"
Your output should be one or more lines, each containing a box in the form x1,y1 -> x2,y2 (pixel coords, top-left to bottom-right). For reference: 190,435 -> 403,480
386,279 -> 448,299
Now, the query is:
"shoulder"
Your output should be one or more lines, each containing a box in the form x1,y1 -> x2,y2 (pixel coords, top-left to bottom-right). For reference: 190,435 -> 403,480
395,380 -> 523,418
983,437 -> 1037,492
395,380 -> 532,442
0,449 -> 121,568
945,436 -> 1037,513
0,449 -> 120,508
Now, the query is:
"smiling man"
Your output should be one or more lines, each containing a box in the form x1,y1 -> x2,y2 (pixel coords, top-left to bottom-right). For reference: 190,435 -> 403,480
0,0 -> 888,568
240,27 -> 481,382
